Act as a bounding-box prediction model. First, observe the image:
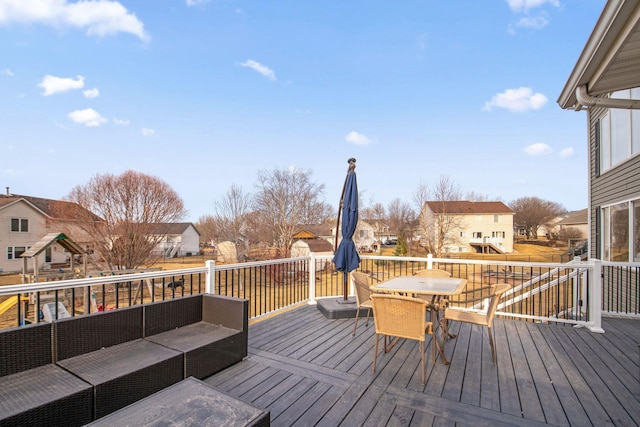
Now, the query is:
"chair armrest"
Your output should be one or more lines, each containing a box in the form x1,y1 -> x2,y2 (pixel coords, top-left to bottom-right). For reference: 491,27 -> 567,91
202,294 -> 248,331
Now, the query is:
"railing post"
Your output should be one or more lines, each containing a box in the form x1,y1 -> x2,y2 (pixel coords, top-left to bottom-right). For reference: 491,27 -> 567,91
205,260 -> 216,295
427,254 -> 433,270
587,258 -> 604,333
308,254 -> 317,305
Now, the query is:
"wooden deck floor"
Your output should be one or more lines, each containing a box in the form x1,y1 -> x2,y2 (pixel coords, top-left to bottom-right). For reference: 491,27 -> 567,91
204,303 -> 640,426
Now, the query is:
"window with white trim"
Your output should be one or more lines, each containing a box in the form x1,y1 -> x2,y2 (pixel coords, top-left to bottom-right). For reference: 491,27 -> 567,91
7,246 -> 28,260
598,88 -> 640,173
601,200 -> 640,262
10,218 -> 29,232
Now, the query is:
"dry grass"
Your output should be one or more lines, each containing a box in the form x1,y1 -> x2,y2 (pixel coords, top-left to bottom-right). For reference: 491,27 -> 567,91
0,242 -> 566,287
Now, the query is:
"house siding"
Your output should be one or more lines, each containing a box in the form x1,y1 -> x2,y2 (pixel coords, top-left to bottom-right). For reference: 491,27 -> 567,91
589,107 -> 640,258
0,201 -> 66,272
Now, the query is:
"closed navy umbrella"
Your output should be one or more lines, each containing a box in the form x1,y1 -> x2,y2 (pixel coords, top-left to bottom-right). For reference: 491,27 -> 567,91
333,158 -> 360,300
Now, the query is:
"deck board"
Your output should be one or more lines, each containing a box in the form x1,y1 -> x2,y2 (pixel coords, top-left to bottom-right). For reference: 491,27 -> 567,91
204,305 -> 640,426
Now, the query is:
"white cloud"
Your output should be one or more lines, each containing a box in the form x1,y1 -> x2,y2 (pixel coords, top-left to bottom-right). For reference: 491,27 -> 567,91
83,88 -> 99,98
515,14 -> 549,30
0,0 -> 149,41
560,147 -> 575,158
483,87 -> 547,113
68,108 -> 107,127
39,74 -> 84,96
141,128 -> 155,136
113,117 -> 130,126
345,131 -> 371,146
506,0 -> 560,13
240,60 -> 276,81
2,68 -> 14,76
0,168 -> 23,176
186,0 -> 211,6
524,142 -> 552,156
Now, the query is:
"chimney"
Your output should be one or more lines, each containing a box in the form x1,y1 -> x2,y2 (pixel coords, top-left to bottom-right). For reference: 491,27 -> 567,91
5,187 -> 9,196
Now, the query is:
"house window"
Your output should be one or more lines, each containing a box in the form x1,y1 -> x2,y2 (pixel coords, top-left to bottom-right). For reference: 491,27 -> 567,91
598,88 -> 640,172
460,231 -> 465,238
602,202 -> 630,261
7,246 -> 28,260
494,215 -> 499,223
10,218 -> 29,232
473,232 -> 482,238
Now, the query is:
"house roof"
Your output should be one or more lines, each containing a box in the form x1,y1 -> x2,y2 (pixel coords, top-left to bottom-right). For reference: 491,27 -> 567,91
424,201 -> 514,215
301,238 -> 333,252
558,0 -> 640,109
150,223 -> 200,236
0,193 -> 101,221
556,209 -> 589,226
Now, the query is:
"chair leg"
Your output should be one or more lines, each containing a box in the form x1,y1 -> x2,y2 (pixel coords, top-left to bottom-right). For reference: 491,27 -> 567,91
364,307 -> 371,327
487,325 -> 496,365
420,341 -> 425,385
372,334 -> 379,373
353,311 -> 359,336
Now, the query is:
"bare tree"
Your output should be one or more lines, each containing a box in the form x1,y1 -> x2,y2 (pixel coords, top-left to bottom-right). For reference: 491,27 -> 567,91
415,176 -> 464,257
215,183 -> 251,261
195,214 -> 218,247
510,196 -> 565,239
64,170 -> 187,270
387,198 -> 417,244
252,167 -> 326,257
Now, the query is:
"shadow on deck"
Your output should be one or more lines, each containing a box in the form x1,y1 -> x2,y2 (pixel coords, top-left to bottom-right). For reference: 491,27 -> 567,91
204,304 -> 640,426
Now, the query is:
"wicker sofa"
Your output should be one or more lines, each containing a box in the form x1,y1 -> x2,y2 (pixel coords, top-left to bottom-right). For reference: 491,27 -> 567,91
0,293 -> 249,426
0,322 -> 94,427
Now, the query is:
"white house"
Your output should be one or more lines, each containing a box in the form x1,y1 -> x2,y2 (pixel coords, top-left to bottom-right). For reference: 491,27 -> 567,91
150,223 -> 200,258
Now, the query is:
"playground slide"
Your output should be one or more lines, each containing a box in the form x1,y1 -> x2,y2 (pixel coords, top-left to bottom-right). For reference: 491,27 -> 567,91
0,296 -> 29,316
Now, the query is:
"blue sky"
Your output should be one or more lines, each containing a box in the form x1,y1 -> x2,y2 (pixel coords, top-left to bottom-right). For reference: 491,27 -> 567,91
0,0 -> 604,222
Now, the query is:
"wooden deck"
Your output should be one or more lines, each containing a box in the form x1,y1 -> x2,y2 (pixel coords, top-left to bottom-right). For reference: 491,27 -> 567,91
204,303 -> 640,426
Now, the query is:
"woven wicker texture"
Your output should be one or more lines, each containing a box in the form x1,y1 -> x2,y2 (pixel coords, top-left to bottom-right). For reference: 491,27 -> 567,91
414,269 -> 451,278
371,294 -> 432,340
444,283 -> 510,364
144,294 -> 203,337
371,293 -> 436,384
0,322 -> 52,377
351,272 -> 373,335
54,305 -> 143,361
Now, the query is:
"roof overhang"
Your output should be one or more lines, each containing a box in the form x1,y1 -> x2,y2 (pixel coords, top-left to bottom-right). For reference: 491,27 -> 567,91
558,0 -> 640,110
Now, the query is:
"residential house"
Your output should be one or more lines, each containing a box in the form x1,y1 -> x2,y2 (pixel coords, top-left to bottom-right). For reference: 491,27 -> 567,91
150,223 -> 200,258
555,209 -> 589,239
558,0 -> 640,262
0,191 -> 96,273
421,201 -> 515,254
331,220 -> 377,253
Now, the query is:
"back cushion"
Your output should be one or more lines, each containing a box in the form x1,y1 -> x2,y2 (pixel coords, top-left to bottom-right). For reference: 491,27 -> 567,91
55,306 -> 143,361
0,322 -> 52,377
144,295 -> 202,337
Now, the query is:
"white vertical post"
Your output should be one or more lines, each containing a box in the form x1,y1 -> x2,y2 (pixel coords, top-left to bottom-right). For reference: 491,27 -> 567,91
308,254 -> 317,305
427,253 -> 433,270
588,258 -> 604,333
206,260 -> 216,295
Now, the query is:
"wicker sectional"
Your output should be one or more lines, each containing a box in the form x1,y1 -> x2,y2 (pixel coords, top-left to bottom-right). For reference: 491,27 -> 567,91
0,293 -> 249,426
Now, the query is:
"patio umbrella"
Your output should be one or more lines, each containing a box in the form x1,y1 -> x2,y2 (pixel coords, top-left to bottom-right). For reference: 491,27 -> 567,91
333,158 -> 361,300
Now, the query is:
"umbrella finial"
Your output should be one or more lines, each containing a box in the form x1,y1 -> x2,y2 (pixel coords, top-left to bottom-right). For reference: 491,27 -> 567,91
347,157 -> 356,173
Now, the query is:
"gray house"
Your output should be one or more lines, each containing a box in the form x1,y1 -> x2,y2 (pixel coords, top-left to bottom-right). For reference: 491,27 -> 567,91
558,0 -> 640,262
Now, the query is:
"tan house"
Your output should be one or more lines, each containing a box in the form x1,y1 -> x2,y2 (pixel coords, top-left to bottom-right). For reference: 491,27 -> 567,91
0,191 -> 95,273
421,201 -> 515,254
555,209 -> 589,239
